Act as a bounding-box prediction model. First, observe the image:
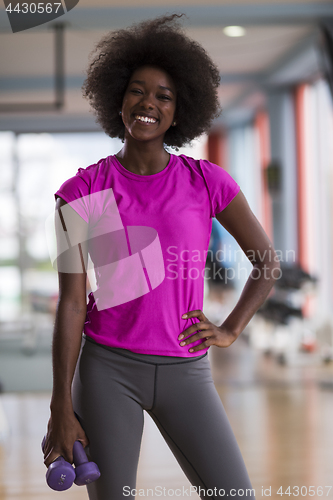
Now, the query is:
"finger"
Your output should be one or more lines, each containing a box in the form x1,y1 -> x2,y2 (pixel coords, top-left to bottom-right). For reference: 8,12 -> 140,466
188,338 -> 213,353
44,449 -> 62,468
178,321 -> 208,340
42,437 -> 49,456
179,331 -> 211,347
52,444 -> 74,465
76,424 -> 90,448
42,437 -> 55,460
78,435 -> 90,448
62,447 -> 74,464
182,309 -> 206,321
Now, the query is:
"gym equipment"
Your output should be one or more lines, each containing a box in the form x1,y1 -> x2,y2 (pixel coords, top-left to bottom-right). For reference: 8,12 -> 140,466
72,440 -> 101,486
42,436 -> 75,491
42,436 -> 101,491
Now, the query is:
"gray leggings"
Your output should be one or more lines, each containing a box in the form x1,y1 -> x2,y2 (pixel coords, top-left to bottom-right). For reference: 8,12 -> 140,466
72,335 -> 256,500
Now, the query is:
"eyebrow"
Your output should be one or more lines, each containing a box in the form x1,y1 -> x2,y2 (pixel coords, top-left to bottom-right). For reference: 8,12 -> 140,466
129,80 -> 175,95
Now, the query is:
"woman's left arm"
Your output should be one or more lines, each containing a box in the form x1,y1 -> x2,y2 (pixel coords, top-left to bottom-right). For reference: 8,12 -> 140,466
178,189 -> 281,352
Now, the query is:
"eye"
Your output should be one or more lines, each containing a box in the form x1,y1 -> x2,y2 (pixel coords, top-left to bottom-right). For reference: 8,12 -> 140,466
130,89 -> 143,94
159,95 -> 171,100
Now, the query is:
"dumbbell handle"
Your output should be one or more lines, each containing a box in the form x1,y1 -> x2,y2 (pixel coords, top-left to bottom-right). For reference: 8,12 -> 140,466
73,440 -> 89,465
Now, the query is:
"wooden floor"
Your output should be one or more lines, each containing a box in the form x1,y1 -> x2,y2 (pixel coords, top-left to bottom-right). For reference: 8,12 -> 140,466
1,327 -> 333,499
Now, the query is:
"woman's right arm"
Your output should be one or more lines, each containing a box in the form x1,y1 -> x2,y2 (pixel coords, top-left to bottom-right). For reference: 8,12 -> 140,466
43,196 -> 90,468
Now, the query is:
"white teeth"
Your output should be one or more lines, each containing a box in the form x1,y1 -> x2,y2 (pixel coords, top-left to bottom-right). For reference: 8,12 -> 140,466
135,115 -> 157,124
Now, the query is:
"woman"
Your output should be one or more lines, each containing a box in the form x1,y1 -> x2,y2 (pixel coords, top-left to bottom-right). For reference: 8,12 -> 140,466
43,13 -> 280,499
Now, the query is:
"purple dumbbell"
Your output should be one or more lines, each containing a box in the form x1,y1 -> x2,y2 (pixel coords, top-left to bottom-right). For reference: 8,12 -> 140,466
42,436 -> 76,491
42,436 -> 101,490
72,440 -> 101,486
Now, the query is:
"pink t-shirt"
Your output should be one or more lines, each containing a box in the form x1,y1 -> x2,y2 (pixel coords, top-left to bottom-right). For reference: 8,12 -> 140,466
54,153 -> 240,357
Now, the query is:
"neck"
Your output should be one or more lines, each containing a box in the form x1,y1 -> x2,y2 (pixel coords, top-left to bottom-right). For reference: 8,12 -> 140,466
116,136 -> 170,176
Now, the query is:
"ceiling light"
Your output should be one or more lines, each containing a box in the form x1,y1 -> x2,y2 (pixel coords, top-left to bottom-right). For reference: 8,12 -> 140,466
223,26 -> 246,37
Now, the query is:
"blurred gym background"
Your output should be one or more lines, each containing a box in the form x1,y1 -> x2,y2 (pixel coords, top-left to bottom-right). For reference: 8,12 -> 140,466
1,0 -> 333,498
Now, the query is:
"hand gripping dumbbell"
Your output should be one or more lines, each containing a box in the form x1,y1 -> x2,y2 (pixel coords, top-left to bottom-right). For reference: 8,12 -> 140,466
42,436 -> 101,491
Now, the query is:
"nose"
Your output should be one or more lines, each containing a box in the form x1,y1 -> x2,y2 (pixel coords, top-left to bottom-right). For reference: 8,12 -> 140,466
140,93 -> 155,109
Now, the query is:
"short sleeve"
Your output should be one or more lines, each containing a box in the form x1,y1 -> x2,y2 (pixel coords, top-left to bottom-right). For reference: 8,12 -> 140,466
54,172 -> 90,223
199,159 -> 240,218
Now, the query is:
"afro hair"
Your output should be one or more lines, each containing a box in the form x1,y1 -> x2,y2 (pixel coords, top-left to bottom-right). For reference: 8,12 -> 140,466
82,13 -> 222,149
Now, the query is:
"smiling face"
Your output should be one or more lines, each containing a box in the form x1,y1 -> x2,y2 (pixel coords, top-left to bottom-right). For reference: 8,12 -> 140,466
120,65 -> 177,145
